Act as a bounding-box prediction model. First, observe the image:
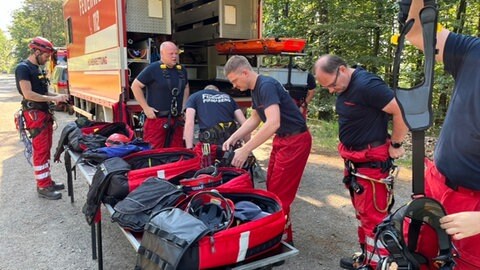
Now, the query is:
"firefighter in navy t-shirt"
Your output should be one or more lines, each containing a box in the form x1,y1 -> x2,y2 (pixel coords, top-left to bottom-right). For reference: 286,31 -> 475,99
15,37 -> 69,200
184,85 -> 248,167
222,55 -> 312,244
288,72 -> 317,119
131,41 -> 189,149
407,1 -> 480,269
314,54 -> 408,270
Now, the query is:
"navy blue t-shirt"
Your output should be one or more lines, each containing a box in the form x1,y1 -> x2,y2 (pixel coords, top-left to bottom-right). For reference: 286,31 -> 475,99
434,32 -> 480,190
289,73 -> 316,100
336,68 -> 393,147
135,61 -> 188,112
15,60 -> 49,96
186,89 -> 239,130
252,75 -> 306,134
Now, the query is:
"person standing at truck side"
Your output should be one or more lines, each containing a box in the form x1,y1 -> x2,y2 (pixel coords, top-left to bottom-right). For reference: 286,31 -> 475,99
406,1 -> 480,269
314,54 -> 408,270
183,84 -> 248,167
15,37 -> 69,200
289,72 -> 316,119
222,55 -> 312,244
131,41 -> 190,148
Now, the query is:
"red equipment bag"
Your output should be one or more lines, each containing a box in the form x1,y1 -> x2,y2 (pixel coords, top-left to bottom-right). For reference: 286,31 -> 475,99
124,148 -> 201,191
136,187 -> 286,270
180,166 -> 253,194
103,148 -> 202,206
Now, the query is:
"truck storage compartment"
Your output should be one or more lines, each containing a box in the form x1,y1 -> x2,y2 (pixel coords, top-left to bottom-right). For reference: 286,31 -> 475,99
126,0 -> 171,34
172,0 -> 255,44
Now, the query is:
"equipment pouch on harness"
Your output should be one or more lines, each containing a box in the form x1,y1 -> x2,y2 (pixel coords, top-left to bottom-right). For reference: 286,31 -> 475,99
199,121 -> 237,145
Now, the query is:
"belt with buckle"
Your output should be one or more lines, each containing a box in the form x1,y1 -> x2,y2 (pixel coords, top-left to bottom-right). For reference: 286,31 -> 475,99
21,100 -> 50,111
276,126 -> 307,138
348,140 -> 386,151
154,110 -> 171,118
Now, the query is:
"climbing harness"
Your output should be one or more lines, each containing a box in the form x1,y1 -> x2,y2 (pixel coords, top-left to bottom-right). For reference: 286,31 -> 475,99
14,109 -> 33,166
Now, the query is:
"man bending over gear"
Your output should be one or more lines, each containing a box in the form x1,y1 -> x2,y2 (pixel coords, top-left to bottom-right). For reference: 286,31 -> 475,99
222,55 -> 312,244
183,84 -> 249,167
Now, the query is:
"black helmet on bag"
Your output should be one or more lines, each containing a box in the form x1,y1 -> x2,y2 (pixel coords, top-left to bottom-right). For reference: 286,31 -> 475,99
185,190 -> 234,233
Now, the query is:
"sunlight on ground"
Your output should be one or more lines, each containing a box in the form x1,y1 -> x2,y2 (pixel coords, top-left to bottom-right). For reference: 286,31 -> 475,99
325,194 -> 351,208
296,194 -> 325,207
296,193 -> 351,209
0,101 -> 27,191
0,137 -> 24,188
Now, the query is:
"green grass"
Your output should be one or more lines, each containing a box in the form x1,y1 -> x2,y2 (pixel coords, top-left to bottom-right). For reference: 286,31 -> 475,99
306,118 -> 419,170
307,118 -> 340,155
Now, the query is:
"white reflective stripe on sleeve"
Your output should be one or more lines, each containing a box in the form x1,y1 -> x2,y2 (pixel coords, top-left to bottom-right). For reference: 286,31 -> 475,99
34,163 -> 50,171
35,172 -> 50,180
236,231 -> 250,262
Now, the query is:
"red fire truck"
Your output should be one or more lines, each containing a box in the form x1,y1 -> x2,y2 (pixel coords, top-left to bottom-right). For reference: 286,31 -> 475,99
63,0 -> 309,125
63,0 -> 255,123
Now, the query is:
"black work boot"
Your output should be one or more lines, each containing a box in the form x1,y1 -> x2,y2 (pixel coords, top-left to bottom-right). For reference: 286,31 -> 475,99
340,251 -> 365,270
37,186 -> 62,200
51,181 -> 65,191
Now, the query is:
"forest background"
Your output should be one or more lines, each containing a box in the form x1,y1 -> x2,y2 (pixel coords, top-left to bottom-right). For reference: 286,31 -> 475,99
1,0 -> 479,156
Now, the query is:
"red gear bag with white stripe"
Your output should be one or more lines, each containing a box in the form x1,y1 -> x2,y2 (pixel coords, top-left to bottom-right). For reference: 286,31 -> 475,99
136,187 -> 286,270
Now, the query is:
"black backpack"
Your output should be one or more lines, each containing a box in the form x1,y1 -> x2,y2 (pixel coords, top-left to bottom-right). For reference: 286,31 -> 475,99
374,197 -> 456,270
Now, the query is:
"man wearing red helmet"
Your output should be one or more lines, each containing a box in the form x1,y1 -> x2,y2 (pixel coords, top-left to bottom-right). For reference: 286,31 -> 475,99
15,36 -> 69,200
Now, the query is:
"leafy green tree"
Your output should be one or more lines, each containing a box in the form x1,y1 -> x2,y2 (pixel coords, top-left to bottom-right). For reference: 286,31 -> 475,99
261,0 -> 479,126
9,0 -> 65,63
0,30 -> 15,73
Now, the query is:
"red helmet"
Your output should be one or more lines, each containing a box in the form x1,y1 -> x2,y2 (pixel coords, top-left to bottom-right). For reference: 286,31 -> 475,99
29,37 -> 55,54
105,133 -> 130,147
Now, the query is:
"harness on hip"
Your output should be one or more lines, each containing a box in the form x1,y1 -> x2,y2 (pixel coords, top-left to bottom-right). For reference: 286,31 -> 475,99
199,121 -> 237,145
21,99 -> 52,112
160,63 -> 186,147
343,159 -> 396,213
14,109 -> 33,166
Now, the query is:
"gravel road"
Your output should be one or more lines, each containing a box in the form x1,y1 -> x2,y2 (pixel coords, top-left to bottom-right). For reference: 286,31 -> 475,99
0,74 -> 413,270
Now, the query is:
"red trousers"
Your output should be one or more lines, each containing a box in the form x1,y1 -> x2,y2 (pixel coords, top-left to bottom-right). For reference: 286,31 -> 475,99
293,98 -> 307,119
143,117 -> 184,149
338,142 -> 392,268
23,110 -> 54,188
267,130 -> 312,243
424,159 -> 480,270
193,143 -> 221,168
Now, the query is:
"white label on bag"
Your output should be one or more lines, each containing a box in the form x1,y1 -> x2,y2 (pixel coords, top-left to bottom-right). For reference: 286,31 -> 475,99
157,170 -> 165,179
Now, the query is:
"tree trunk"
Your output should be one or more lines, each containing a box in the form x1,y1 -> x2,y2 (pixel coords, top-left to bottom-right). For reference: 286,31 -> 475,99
453,0 -> 467,33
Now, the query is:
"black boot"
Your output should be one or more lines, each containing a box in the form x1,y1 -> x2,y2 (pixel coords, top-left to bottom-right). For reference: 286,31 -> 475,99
51,181 -> 65,191
37,186 -> 62,200
340,244 -> 366,270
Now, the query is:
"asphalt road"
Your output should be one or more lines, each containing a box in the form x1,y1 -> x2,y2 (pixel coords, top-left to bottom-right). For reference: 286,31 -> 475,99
0,74 -> 413,270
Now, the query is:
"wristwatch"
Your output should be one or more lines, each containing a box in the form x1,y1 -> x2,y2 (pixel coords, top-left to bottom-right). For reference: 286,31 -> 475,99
390,141 -> 403,148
